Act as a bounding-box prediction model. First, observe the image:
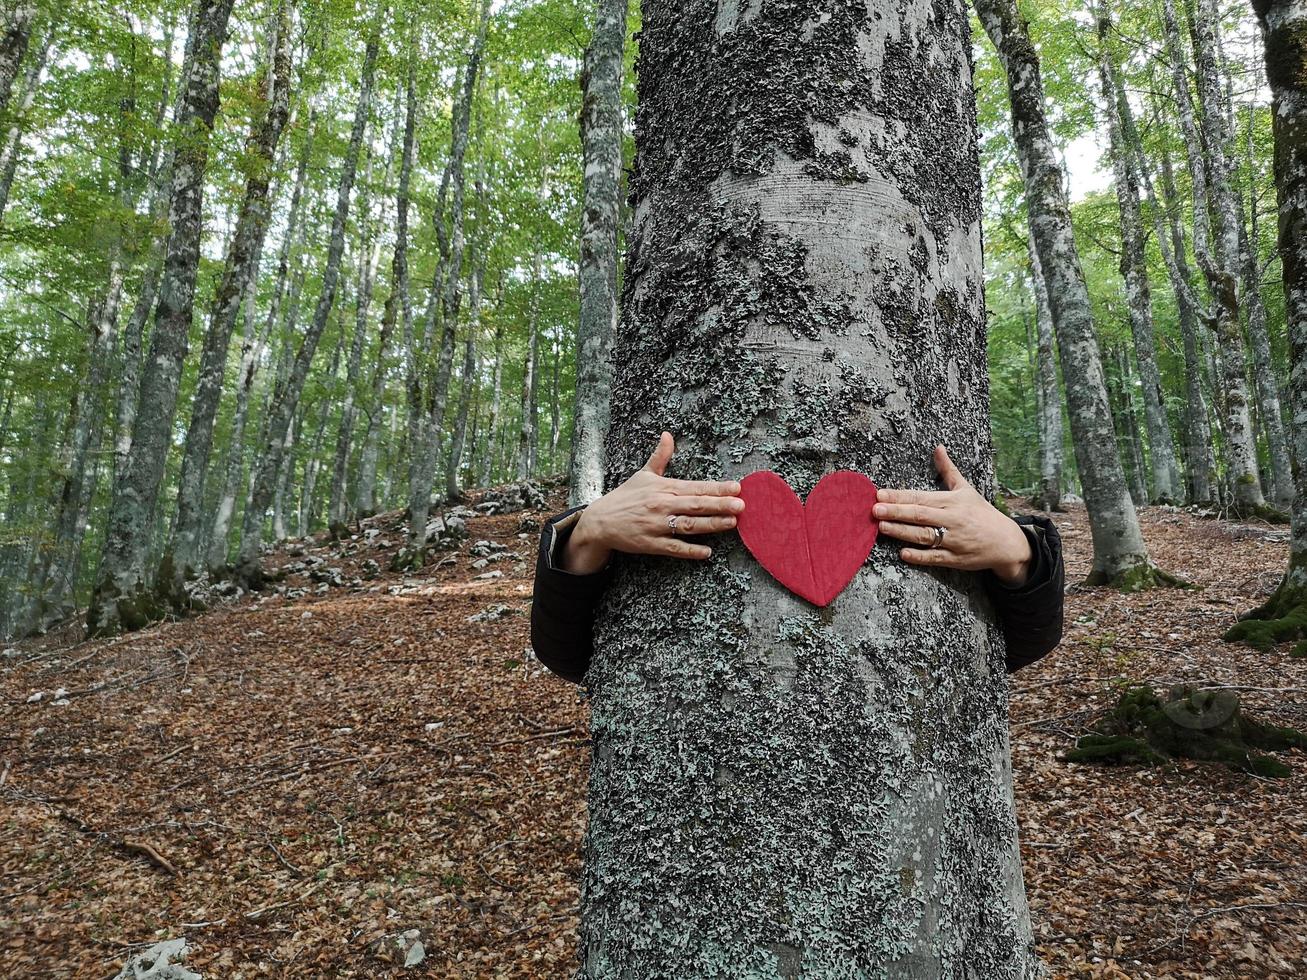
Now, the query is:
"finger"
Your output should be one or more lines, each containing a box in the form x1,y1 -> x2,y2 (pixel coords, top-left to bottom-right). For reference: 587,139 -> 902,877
642,431 -> 675,476
667,477 -> 743,497
666,494 -> 746,516
877,521 -> 938,547
874,488 -> 939,506
935,445 -> 969,491
872,502 -> 944,525
668,514 -> 738,536
652,538 -> 712,560
900,547 -> 960,568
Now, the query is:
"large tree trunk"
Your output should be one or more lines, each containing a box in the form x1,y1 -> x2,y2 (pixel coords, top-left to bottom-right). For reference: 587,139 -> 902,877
1028,232 -> 1063,512
87,0 -> 237,635
168,0 -> 293,592
398,1 -> 488,567
569,0 -> 625,505
1096,6 -> 1182,503
977,0 -> 1157,587
1179,0 -> 1266,511
1227,0 -> 1307,648
0,22 -> 51,223
583,1 -> 1039,973
236,25 -> 380,586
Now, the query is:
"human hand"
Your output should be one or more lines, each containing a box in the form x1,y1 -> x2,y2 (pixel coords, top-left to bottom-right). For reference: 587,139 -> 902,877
562,432 -> 744,574
872,445 -> 1032,586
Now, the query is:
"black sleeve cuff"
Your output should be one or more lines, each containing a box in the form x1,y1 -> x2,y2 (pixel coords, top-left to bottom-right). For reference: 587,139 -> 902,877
529,506 -> 611,684
984,514 -> 1065,674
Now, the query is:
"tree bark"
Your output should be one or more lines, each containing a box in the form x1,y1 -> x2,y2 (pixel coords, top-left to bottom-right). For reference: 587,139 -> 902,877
1096,6 -> 1182,503
0,22 -> 51,223
1183,0 -> 1266,510
445,245 -> 483,500
87,0 -> 237,635
976,0 -> 1155,586
1028,231 -> 1063,511
236,23 -> 381,586
569,0 -> 627,505
0,1 -> 34,118
583,1 -> 1039,973
398,0 -> 488,567
477,310 -> 505,489
168,0 -> 293,592
358,48 -> 416,519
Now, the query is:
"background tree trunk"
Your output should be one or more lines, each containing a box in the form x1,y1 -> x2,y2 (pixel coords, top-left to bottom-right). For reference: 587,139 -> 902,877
0,22 -> 51,223
168,0 -> 292,591
569,0 -> 626,506
0,2 -> 35,116
977,0 -> 1158,587
1028,233 -> 1063,511
237,24 -> 380,586
583,1 -> 1039,973
87,0 -> 237,635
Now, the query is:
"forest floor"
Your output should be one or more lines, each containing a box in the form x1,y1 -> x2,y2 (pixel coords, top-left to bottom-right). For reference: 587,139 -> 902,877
1,484 -> 1305,979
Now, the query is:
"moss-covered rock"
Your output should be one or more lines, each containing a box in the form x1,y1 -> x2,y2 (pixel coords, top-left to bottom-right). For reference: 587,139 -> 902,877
1064,683 -> 1307,778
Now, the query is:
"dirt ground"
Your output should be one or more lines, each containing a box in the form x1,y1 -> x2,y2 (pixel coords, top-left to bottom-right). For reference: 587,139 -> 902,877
1,486 -> 1304,978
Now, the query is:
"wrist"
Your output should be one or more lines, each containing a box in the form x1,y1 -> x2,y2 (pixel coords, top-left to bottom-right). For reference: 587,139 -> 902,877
562,511 -> 611,574
990,524 -> 1033,587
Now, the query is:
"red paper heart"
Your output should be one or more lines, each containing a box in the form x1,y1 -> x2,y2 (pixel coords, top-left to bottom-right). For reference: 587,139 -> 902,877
736,470 -> 879,607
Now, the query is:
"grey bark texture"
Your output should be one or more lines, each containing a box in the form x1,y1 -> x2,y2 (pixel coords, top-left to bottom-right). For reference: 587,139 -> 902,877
168,0 -> 293,590
1096,8 -> 1182,503
399,1 -> 487,565
446,245 -> 484,500
1255,0 -> 1307,592
976,0 -> 1153,584
569,0 -> 626,506
1185,0 -> 1265,509
582,1 -> 1039,975
1027,232 -> 1063,512
358,50 -> 417,518
0,1 -> 34,117
0,22 -> 50,223
477,311 -> 505,488
87,0 -> 237,635
236,24 -> 380,586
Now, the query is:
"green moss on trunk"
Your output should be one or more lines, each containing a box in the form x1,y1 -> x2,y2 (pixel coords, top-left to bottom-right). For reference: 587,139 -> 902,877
1224,580 -> 1307,650
1083,560 -> 1191,592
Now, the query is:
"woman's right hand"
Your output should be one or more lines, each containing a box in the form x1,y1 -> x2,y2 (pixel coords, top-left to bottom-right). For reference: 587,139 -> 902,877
562,432 -> 745,574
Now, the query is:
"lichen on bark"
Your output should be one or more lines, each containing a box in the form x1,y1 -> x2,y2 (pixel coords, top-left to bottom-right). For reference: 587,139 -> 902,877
583,1 -> 1040,975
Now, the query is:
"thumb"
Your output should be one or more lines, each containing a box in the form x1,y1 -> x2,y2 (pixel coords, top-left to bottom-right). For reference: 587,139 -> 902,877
936,444 -> 968,491
642,431 -> 675,476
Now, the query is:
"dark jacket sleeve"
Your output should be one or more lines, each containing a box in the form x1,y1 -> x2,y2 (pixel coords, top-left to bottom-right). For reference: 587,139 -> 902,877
529,506 -> 611,684
983,514 -> 1065,673
529,507 -> 1065,684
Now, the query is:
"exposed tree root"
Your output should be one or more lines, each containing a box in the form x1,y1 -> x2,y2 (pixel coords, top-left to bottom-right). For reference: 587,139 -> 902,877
1224,501 -> 1292,524
1084,561 -> 1192,592
1224,580 -> 1307,653
1064,683 -> 1307,778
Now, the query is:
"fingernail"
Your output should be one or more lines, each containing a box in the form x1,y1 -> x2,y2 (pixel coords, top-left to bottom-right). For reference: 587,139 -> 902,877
872,504 -> 885,517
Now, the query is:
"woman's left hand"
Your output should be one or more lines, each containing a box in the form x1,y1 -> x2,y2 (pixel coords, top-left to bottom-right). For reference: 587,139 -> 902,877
873,445 -> 1033,586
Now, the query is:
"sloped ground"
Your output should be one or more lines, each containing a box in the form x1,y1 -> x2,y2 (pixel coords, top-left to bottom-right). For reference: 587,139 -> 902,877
0,487 -> 1303,978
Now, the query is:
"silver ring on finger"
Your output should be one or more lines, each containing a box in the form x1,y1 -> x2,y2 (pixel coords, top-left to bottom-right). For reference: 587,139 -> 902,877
667,514 -> 681,535
929,526 -> 947,550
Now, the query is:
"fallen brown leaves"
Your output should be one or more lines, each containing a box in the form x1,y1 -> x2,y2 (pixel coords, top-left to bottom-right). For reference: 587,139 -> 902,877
0,493 -> 1303,977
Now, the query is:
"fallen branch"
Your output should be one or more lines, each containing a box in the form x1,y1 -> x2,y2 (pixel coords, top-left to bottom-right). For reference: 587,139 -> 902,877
122,840 -> 179,876
244,880 -> 325,922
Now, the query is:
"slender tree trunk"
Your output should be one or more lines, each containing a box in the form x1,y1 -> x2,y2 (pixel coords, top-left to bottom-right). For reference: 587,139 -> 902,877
301,333 -> 342,536
1096,6 -> 1181,503
273,411 -> 295,543
584,1 -> 1039,973
87,0 -> 237,635
569,0 -> 626,505
516,242 -> 542,481
977,0 -> 1157,586
329,153 -> 385,529
167,0 -> 293,592
398,0 -> 488,566
1226,0 -> 1307,645
1240,104 -> 1294,510
0,23 -> 51,223
445,253 -> 482,501
478,313 -> 504,489
0,2 -> 34,117
236,24 -> 381,586
1028,233 -> 1063,511
1179,0 -> 1266,510
1109,345 -> 1149,506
